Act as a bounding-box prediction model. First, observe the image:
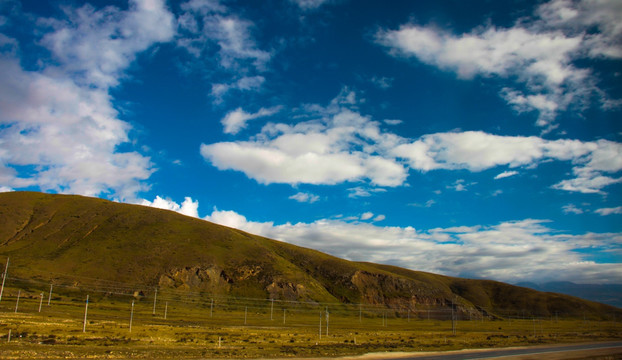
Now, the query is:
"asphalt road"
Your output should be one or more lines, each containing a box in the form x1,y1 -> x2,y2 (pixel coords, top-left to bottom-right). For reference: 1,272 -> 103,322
397,341 -> 622,360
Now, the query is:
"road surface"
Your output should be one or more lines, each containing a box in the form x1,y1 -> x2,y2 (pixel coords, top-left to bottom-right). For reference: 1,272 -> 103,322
388,341 -> 622,359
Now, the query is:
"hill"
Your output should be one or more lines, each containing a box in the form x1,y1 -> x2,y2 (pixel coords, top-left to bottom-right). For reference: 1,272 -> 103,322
517,281 -> 622,309
0,191 -> 619,319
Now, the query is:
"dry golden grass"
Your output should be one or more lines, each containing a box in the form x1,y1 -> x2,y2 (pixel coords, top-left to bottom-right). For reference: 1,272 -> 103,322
1,289 -> 621,359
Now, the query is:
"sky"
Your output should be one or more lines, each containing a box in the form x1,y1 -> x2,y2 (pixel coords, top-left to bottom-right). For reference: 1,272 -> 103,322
1,0 -> 621,285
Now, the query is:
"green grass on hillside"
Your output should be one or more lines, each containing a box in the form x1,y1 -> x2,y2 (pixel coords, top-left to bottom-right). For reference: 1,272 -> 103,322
1,191 -> 620,322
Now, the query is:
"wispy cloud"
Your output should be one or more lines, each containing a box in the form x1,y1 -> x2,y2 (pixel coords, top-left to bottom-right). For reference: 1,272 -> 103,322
495,171 -> 519,180
289,191 -> 320,203
562,204 -> 584,215
177,0 -> 272,101
595,206 -> 622,216
221,106 -> 282,135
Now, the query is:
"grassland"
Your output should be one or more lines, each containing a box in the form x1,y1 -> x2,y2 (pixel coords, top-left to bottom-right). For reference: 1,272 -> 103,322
1,285 -> 621,359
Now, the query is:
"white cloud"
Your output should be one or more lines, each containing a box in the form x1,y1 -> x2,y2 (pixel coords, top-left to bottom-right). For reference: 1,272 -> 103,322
140,196 -> 200,218
210,76 -> 265,102
201,206 -> 622,284
289,0 -> 332,10
383,119 -> 403,125
0,53 -> 154,200
562,203 -> 584,214
371,76 -> 394,89
595,206 -> 622,216
41,0 -> 175,88
0,0 -> 176,200
495,170 -> 519,180
535,0 -> 622,59
360,212 -> 374,220
376,0 -> 618,128
177,1 -> 271,71
289,192 -> 320,203
204,90 -> 622,194
221,106 -> 282,135
0,186 -> 13,193
201,90 -> 408,187
447,179 -> 477,192
394,131 -> 622,194
347,186 -> 387,198
373,214 -> 386,222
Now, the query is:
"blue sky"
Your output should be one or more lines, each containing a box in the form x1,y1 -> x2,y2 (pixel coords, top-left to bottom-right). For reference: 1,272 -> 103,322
1,0 -> 621,284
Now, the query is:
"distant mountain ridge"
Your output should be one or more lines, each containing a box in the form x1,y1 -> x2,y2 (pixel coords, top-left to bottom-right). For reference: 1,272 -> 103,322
1,191 -> 620,319
517,281 -> 622,309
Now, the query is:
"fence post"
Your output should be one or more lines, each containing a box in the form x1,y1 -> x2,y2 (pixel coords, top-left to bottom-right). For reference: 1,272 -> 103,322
152,288 -> 157,315
319,311 -> 322,340
129,300 -> 135,332
14,290 -> 20,313
83,295 -> 89,333
0,257 -> 8,303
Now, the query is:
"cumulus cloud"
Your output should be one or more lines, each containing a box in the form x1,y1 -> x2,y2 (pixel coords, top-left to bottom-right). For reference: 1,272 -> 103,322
202,86 -> 621,194
41,0 -> 175,88
394,131 -> 622,194
201,89 -> 408,187
135,195 -> 622,284
140,195 -> 199,218
0,0 -> 174,199
221,106 -> 282,134
376,0 -> 620,128
201,206 -> 622,284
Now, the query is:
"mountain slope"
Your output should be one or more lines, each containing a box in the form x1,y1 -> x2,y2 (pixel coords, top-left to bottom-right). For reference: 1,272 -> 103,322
0,191 -> 619,319
517,281 -> 622,309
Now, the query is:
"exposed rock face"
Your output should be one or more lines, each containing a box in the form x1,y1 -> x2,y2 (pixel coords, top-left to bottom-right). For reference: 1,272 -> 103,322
266,281 -> 308,301
352,270 -> 452,310
234,265 -> 262,281
159,265 -> 232,292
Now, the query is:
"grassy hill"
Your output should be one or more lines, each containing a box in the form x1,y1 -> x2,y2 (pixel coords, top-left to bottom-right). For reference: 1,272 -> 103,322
0,191 -> 619,319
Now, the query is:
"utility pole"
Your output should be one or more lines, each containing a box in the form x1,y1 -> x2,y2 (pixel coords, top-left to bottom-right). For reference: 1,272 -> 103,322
164,302 -> 168,320
47,284 -> 53,306
0,257 -> 8,303
38,292 -> 43,312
